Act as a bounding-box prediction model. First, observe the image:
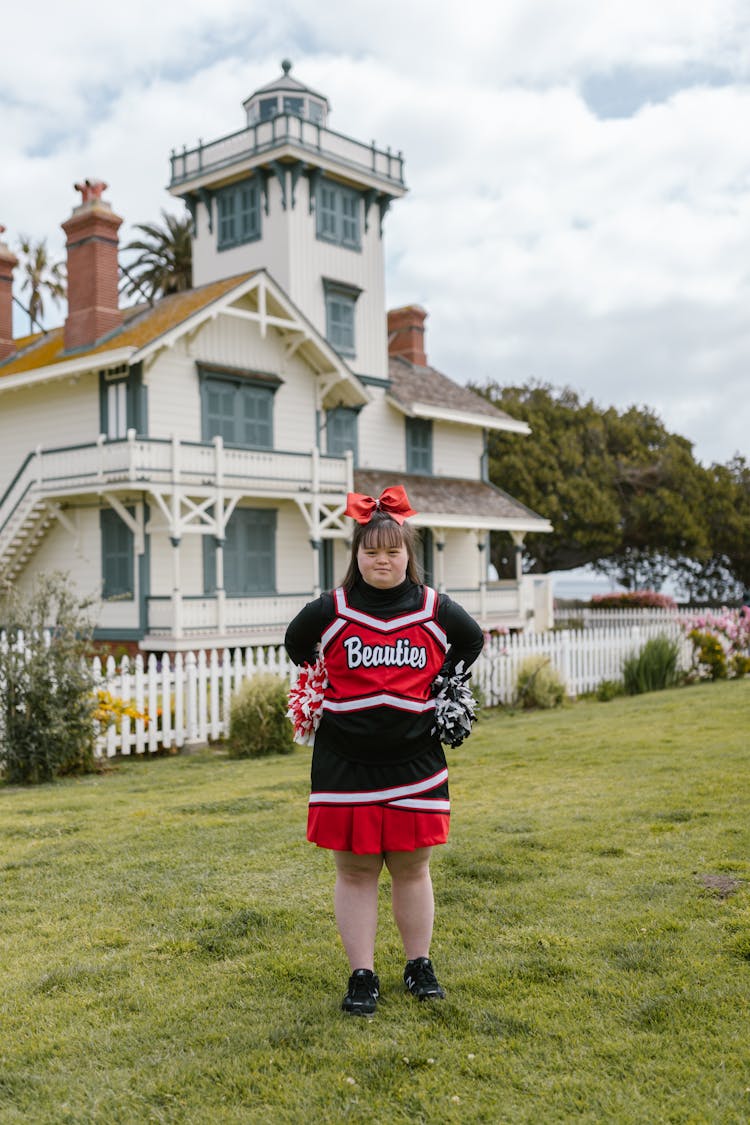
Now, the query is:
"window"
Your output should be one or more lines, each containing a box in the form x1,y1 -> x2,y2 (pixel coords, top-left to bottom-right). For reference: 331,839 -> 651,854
106,380 -> 127,439
326,407 -> 358,463
283,96 -> 304,116
204,509 -> 277,596
323,280 -> 360,357
101,508 -> 134,600
316,179 -> 361,249
418,528 -> 434,587
320,539 -> 334,590
406,417 -> 433,475
259,97 -> 278,121
200,371 -> 277,448
308,101 -> 324,124
217,179 -> 261,249
100,366 -> 147,439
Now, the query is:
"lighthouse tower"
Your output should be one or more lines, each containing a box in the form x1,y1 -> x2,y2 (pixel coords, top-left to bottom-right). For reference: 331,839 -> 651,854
168,60 -> 407,380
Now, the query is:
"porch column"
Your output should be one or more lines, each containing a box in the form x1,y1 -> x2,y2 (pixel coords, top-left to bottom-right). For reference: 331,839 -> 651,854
171,536 -> 183,639
475,530 -> 487,623
511,531 -> 525,582
215,538 -> 226,633
311,538 -> 321,598
435,531 -> 446,593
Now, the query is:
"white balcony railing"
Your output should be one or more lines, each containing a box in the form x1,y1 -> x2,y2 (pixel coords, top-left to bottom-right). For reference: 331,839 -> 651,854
169,114 -> 405,190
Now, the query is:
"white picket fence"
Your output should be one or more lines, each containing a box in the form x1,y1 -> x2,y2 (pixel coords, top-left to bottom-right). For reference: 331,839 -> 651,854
553,606 -> 722,630
83,620 -> 692,757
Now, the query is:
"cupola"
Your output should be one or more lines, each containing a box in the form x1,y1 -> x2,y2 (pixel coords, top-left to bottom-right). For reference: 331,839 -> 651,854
242,59 -> 329,127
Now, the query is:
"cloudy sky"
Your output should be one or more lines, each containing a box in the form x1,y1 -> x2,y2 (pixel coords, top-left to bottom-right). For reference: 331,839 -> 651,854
4,0 -> 749,468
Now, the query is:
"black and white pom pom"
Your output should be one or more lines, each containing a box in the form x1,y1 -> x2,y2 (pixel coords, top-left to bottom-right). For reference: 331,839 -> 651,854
431,669 -> 478,748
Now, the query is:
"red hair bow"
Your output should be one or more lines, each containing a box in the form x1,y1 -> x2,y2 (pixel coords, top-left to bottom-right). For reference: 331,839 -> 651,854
345,486 -> 417,525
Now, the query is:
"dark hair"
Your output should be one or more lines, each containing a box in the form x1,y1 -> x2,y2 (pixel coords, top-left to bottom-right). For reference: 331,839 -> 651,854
341,512 -> 422,592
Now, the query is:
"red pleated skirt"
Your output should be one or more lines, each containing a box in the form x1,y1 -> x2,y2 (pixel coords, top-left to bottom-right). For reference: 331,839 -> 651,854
307,804 -> 450,854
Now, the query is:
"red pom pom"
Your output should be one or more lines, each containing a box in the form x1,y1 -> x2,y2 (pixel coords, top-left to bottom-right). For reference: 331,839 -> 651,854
287,657 -> 328,745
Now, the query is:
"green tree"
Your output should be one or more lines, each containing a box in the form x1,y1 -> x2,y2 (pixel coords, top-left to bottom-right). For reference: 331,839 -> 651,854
476,381 -> 734,594
121,210 -> 193,304
16,236 -> 66,332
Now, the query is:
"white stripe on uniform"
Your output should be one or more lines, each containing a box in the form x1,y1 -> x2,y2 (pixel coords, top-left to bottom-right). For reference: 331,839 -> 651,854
309,767 -> 448,806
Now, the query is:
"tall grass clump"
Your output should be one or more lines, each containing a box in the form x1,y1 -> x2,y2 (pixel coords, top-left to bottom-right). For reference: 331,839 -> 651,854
0,573 -> 97,784
515,655 -> 565,709
623,635 -> 679,695
227,673 -> 294,758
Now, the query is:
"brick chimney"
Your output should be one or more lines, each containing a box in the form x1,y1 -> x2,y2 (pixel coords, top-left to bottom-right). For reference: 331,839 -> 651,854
62,180 -> 123,352
0,226 -> 18,360
387,304 -> 428,366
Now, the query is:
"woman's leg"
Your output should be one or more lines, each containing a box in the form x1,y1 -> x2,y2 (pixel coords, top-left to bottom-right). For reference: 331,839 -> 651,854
333,850 -> 384,970
384,847 -> 435,960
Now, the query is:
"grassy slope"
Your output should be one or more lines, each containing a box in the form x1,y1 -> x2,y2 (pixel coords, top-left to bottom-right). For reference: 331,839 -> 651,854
1,681 -> 749,1124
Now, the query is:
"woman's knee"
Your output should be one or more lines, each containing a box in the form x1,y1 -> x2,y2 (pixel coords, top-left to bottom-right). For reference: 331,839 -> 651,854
384,847 -> 432,881
334,850 -> 384,883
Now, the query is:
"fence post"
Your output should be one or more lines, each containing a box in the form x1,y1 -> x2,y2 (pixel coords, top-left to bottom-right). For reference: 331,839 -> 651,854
186,651 -> 198,743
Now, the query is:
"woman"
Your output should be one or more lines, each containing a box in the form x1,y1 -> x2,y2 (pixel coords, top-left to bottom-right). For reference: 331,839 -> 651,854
285,487 -> 484,1016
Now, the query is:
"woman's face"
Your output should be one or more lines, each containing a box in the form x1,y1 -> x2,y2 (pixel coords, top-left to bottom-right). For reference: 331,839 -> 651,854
357,540 -> 409,589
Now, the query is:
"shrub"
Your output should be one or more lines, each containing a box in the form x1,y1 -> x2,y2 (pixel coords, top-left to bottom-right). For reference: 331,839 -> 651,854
591,591 -> 677,610
682,608 -> 750,681
622,636 -> 680,695
0,574 -> 97,784
227,674 -> 295,758
515,656 -> 565,710
687,629 -> 727,680
596,679 -> 625,702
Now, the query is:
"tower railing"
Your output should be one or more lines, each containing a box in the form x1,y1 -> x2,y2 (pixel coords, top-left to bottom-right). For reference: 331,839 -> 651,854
169,113 -> 405,189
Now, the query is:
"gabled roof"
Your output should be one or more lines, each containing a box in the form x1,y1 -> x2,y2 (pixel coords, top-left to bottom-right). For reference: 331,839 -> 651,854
0,271 -> 370,408
353,470 -> 552,534
0,274 -> 256,378
386,355 -> 529,434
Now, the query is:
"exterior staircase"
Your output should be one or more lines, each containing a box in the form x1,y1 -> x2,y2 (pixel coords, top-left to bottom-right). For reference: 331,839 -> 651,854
0,491 -> 54,582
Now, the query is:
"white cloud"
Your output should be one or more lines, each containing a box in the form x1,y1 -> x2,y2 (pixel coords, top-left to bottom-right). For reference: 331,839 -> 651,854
3,0 -> 750,466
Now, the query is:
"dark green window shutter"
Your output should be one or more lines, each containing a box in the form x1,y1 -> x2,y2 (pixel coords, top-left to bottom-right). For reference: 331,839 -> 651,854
406,417 -> 433,474
327,407 -> 358,463
101,508 -> 135,600
205,509 -> 276,595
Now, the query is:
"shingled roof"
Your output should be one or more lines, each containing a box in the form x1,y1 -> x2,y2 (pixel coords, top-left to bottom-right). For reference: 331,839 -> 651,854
353,470 -> 551,533
0,273 -> 257,378
387,355 -> 527,432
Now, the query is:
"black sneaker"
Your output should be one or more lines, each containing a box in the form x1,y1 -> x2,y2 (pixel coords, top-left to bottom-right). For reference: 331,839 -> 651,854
404,957 -> 446,1000
342,968 -> 380,1016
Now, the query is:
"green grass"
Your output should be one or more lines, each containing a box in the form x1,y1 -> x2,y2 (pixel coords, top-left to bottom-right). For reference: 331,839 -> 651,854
1,680 -> 749,1124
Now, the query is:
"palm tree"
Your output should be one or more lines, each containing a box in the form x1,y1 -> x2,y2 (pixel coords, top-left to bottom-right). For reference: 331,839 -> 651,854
16,236 -> 66,332
121,210 -> 193,304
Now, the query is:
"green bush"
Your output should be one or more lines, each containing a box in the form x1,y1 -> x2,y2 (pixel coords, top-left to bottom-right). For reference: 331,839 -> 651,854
227,674 -> 295,758
596,678 -> 625,702
0,574 -> 97,784
688,629 -> 727,680
515,656 -> 565,710
623,635 -> 680,695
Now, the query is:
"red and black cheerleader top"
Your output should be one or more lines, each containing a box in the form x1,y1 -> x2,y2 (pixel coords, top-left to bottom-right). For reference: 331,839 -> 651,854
285,578 -> 484,853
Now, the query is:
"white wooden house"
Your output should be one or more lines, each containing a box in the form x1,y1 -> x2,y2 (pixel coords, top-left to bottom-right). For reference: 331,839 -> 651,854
0,61 -> 552,649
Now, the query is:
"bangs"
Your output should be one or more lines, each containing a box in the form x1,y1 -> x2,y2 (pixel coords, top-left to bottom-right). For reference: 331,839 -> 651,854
358,519 -> 406,550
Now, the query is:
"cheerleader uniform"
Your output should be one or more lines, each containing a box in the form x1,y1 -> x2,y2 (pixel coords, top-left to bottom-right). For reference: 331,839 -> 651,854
284,576 -> 484,854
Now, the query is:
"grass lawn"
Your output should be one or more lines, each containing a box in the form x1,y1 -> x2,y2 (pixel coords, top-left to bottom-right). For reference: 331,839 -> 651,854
1,680 -> 749,1124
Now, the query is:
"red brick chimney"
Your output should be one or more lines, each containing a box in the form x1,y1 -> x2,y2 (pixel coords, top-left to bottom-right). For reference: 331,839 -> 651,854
387,305 -> 428,366
0,226 -> 18,360
62,180 -> 123,352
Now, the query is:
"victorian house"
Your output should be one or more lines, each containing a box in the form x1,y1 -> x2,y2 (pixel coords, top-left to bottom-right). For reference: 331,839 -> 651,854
0,62 -> 552,649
